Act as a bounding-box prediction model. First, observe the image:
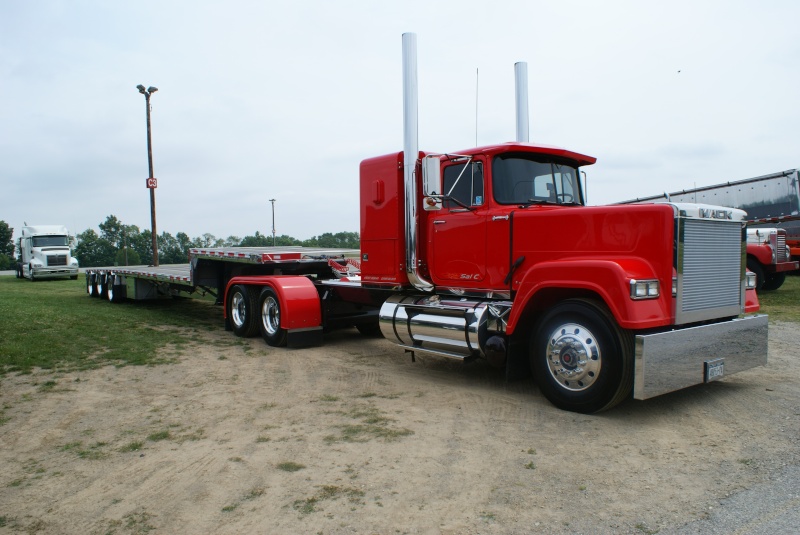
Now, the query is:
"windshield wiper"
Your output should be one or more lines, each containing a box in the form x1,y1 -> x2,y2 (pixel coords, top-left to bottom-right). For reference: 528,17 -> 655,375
518,199 -> 558,208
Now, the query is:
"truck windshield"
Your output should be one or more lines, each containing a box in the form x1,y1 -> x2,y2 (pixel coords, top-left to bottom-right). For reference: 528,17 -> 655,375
492,154 -> 582,205
32,236 -> 69,247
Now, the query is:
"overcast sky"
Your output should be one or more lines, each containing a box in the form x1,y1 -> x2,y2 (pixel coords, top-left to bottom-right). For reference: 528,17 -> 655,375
2,1 -> 799,243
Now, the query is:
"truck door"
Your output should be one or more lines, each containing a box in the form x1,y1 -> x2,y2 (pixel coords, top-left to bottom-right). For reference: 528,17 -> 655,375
429,160 -> 487,284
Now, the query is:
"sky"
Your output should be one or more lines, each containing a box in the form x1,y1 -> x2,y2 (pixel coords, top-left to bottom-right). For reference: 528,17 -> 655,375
2,0 -> 799,243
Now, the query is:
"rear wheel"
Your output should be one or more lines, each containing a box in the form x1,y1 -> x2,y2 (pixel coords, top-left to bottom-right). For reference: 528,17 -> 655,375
258,287 -> 287,347
107,275 -> 126,303
761,272 -> 786,291
96,273 -> 109,299
87,273 -> 98,297
227,285 -> 259,337
530,299 -> 633,413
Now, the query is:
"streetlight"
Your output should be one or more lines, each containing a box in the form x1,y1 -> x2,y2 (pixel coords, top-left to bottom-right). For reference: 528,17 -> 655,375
137,84 -> 159,266
269,198 -> 276,246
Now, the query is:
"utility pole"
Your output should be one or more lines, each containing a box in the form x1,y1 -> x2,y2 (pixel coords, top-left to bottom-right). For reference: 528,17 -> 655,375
269,198 -> 276,246
137,84 -> 159,266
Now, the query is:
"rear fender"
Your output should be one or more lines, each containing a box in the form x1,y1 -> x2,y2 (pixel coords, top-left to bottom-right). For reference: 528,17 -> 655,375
224,275 -> 322,330
508,258 -> 672,333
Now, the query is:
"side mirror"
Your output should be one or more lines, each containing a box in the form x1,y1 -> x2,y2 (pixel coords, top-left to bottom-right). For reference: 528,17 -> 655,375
422,155 -> 442,211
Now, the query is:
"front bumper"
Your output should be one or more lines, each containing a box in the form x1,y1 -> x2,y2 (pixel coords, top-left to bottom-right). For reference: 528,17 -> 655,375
32,266 -> 79,278
634,315 -> 768,400
767,260 -> 799,274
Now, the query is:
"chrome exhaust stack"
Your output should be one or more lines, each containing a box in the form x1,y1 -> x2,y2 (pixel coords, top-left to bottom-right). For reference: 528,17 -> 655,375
514,61 -> 529,142
402,32 -> 434,292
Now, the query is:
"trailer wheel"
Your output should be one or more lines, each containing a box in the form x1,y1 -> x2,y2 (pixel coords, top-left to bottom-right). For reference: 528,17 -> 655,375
107,275 -> 126,303
87,273 -> 97,297
530,299 -> 633,413
227,285 -> 259,337
746,258 -> 765,291
96,273 -> 109,300
761,272 -> 786,291
258,287 -> 287,347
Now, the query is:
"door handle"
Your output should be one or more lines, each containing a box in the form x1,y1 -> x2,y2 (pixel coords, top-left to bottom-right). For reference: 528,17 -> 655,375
433,220 -> 447,225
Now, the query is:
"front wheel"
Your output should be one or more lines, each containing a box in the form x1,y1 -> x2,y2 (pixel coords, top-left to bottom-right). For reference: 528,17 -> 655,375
530,299 -> 633,413
258,287 -> 287,347
746,258 -> 765,291
761,272 -> 786,291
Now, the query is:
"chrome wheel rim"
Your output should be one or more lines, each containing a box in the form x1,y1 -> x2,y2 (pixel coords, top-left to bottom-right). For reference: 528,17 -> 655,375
262,296 -> 280,335
231,292 -> 246,328
545,322 -> 601,391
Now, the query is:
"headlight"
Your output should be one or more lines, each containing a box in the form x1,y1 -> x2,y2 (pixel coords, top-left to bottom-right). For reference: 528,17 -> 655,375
630,279 -> 660,300
746,271 -> 757,289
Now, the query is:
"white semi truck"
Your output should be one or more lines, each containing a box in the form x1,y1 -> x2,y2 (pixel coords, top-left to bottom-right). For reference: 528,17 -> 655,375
16,225 -> 79,280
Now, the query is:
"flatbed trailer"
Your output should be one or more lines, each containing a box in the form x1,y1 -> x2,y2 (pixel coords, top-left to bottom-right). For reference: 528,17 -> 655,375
86,246 -> 379,347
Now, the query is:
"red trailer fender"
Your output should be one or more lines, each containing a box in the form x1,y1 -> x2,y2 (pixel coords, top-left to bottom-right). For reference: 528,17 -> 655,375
224,275 -> 321,330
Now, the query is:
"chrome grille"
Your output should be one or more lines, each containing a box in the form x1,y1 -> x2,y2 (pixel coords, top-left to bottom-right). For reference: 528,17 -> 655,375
777,232 -> 789,262
677,218 -> 744,324
47,254 -> 68,266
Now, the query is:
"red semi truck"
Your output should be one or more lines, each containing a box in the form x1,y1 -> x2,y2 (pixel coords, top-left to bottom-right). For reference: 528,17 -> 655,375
86,33 -> 767,413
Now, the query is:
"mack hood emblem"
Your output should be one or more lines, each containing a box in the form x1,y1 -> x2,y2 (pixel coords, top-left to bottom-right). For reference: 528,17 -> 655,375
671,202 -> 747,221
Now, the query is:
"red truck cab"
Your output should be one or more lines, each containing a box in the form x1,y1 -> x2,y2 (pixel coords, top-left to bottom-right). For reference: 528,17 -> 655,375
361,142 -> 766,413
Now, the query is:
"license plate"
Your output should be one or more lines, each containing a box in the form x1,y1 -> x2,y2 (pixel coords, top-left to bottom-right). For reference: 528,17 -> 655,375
705,359 -> 725,382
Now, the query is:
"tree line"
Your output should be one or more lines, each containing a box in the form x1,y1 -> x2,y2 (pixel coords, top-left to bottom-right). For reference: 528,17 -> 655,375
0,217 -> 360,269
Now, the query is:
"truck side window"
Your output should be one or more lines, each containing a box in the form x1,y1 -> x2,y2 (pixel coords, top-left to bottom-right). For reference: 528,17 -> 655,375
442,162 -> 484,209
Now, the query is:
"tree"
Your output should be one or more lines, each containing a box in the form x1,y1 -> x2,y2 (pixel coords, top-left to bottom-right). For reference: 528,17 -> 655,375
239,231 -> 272,247
0,220 -> 14,270
303,231 -> 359,249
74,229 -> 116,267
99,215 -> 125,248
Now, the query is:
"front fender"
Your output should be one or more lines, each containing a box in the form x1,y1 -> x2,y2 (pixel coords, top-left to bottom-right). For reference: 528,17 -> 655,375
225,275 -> 321,330
509,258 -> 672,333
747,243 -> 773,266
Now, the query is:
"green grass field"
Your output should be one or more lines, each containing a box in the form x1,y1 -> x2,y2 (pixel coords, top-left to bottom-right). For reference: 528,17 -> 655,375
0,273 -> 797,376
0,276 -> 220,375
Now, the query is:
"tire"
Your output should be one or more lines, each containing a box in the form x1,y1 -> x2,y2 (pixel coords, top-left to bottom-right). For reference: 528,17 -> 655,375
107,275 -> 127,303
227,284 -> 259,337
87,273 -> 97,297
530,298 -> 634,413
761,272 -> 786,291
258,287 -> 287,347
29,265 -> 35,281
746,258 -> 765,291
96,273 -> 109,300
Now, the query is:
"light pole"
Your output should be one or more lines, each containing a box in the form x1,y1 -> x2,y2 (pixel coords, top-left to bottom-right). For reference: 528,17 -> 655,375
137,84 -> 159,266
269,198 -> 276,246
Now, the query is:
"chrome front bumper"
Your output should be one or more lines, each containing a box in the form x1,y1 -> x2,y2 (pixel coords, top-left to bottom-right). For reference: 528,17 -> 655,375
634,315 -> 768,400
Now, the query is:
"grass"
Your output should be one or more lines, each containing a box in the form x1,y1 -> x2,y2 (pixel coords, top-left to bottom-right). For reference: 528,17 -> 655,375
0,276 -> 220,375
324,404 -> 413,444
756,274 -> 800,322
293,485 -> 365,515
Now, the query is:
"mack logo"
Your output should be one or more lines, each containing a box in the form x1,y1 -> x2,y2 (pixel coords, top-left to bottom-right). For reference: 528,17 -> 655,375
699,208 -> 733,220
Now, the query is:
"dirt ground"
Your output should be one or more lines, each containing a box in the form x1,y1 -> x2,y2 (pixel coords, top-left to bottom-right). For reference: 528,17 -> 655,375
1,320 -> 798,535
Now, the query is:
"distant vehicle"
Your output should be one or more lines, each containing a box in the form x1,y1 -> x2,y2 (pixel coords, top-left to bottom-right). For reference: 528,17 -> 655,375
16,225 -> 79,280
